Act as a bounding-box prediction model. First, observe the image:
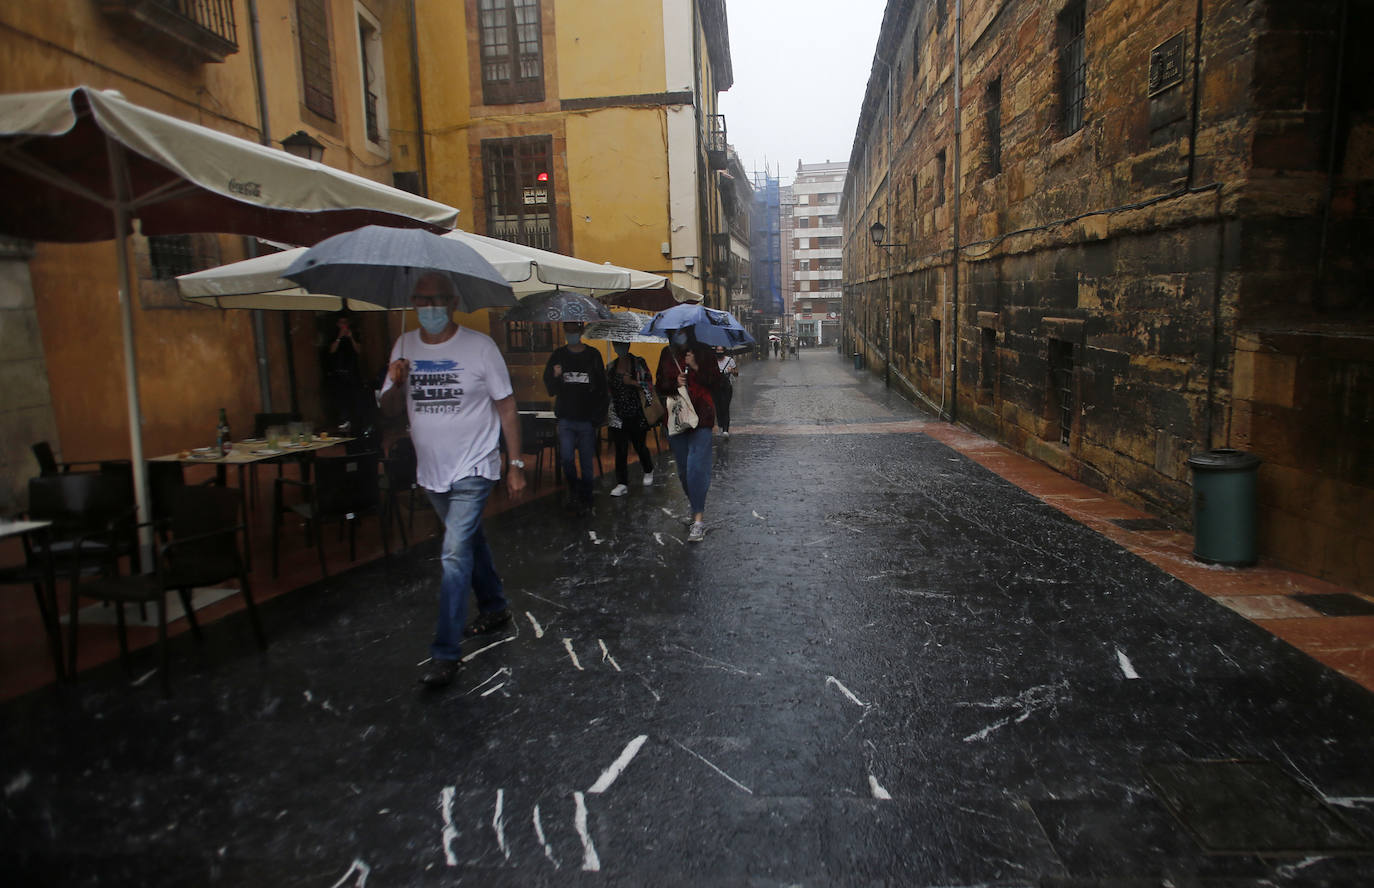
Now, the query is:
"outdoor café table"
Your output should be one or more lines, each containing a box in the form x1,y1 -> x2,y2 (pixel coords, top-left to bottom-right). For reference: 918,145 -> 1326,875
0,518 -> 62,681
150,436 -> 355,569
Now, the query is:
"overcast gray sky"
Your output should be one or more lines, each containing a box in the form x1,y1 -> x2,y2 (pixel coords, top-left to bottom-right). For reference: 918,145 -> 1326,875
717,0 -> 887,184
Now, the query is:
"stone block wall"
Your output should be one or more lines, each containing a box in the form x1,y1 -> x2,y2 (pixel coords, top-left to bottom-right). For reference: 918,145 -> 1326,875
844,0 -> 1373,590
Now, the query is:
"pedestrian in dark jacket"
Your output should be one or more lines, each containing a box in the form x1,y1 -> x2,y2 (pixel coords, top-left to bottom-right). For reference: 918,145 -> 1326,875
655,328 -> 721,542
543,322 -> 607,513
606,341 -> 656,496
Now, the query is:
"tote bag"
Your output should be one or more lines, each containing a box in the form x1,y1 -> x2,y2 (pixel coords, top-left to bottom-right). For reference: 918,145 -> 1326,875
664,352 -> 698,435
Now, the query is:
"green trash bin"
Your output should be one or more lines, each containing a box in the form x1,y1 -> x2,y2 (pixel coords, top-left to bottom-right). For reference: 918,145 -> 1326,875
1186,448 -> 1261,566
852,352 -> 863,371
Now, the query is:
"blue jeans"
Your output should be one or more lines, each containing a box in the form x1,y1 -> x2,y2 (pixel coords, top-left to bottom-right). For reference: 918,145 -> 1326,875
557,419 -> 597,502
425,476 -> 506,661
668,426 -> 713,515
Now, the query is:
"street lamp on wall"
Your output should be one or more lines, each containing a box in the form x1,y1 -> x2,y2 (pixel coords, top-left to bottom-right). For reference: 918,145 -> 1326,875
282,130 -> 325,163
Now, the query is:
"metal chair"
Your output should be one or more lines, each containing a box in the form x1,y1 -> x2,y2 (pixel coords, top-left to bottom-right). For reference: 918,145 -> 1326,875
519,413 -> 560,488
380,437 -> 421,549
271,451 -> 388,578
66,484 -> 265,694
31,441 -> 126,476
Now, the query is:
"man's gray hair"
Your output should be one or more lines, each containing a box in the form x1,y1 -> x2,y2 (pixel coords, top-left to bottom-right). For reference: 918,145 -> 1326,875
413,271 -> 458,304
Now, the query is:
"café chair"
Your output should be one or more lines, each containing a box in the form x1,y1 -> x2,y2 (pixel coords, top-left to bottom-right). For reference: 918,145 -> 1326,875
380,438 -> 421,549
271,451 -> 388,579
31,441 -> 127,477
66,484 -> 266,694
518,413 -> 559,489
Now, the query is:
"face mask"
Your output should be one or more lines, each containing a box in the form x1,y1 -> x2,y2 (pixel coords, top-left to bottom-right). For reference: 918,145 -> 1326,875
612,343 -> 630,357
566,332 -> 583,345
670,332 -> 688,346
416,305 -> 450,335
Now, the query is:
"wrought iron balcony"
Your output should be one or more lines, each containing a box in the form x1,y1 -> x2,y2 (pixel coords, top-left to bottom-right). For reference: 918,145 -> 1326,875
100,0 -> 239,63
364,89 -> 380,144
706,114 -> 728,170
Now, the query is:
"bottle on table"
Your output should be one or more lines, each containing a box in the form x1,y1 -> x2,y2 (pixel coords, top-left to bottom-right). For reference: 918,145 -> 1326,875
217,408 -> 232,456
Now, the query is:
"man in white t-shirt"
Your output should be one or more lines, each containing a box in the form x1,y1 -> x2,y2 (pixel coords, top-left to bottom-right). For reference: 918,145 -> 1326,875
381,273 -> 526,688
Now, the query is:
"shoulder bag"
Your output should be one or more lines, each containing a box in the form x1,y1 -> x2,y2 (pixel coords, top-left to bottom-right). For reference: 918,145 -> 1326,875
664,353 -> 698,435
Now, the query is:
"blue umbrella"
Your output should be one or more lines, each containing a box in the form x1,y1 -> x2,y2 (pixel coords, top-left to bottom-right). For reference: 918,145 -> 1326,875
502,289 -> 613,323
639,303 -> 757,349
282,225 -> 514,312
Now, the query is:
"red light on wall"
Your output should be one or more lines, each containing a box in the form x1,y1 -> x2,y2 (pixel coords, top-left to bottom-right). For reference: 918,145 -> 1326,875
536,172 -> 549,182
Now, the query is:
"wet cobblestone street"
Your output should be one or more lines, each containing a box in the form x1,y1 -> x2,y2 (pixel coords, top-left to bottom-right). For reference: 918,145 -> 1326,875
3,348 -> 1373,886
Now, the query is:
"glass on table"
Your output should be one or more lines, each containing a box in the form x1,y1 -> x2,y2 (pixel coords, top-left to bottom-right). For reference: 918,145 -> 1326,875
266,425 -> 286,449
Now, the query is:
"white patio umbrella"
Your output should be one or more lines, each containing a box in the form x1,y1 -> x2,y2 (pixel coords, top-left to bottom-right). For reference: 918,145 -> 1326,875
0,85 -> 460,550
176,228 -> 641,309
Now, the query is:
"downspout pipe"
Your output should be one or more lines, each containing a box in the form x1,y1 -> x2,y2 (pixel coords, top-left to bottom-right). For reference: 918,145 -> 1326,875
949,0 -> 963,422
408,0 -> 430,197
247,0 -> 273,412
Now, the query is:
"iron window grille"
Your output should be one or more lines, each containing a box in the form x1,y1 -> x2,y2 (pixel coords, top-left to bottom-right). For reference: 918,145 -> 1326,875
935,149 -> 947,206
482,136 -> 556,250
297,0 -> 335,120
1049,339 -> 1075,444
148,234 -> 200,280
504,320 -> 554,353
479,0 -> 544,105
1058,1 -> 1087,136
359,15 -> 381,143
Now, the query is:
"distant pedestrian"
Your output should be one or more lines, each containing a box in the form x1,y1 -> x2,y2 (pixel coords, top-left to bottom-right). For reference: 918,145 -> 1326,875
605,341 -> 657,497
379,273 -> 525,689
713,345 -> 738,439
544,322 -> 608,514
656,328 -> 721,543
772,339 -> 780,358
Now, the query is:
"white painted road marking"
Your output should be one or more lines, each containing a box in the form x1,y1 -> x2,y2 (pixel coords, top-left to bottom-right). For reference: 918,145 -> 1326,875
1116,649 -> 1140,679
868,775 -> 892,800
328,858 -> 371,888
462,635 -> 516,663
598,639 -> 621,671
573,791 -> 600,871
826,676 -> 867,707
532,804 -> 560,868
563,638 -> 584,670
493,789 -> 509,860
439,786 -> 458,867
588,735 -> 648,794
526,611 -> 545,637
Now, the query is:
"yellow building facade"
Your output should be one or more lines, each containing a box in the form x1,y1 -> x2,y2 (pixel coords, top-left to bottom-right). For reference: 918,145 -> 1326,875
388,0 -> 733,400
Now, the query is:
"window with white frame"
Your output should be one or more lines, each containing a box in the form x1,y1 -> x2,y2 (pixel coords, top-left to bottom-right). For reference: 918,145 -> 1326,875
356,3 -> 387,151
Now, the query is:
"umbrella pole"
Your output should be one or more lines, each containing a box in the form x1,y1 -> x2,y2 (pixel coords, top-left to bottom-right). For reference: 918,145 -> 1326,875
107,140 -> 155,570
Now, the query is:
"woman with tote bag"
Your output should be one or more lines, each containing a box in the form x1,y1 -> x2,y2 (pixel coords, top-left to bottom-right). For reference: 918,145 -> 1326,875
654,328 -> 721,543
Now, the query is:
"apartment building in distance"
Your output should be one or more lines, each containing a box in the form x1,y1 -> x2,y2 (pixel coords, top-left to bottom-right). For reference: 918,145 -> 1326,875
789,161 -> 846,346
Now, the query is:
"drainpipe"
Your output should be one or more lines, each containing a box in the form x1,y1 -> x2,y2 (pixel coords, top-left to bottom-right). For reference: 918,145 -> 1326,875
408,0 -> 430,197
949,0 -> 963,422
247,0 -> 273,412
885,56 -> 894,389
1315,0 -> 1348,300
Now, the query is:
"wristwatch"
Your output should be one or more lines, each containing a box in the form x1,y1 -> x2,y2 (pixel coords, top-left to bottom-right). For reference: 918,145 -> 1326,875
509,459 -> 526,469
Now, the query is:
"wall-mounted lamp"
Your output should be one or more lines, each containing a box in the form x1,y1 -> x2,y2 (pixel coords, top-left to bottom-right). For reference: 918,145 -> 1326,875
282,130 -> 325,163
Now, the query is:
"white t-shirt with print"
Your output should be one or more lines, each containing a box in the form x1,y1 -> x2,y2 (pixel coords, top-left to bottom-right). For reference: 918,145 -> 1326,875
382,327 -> 513,492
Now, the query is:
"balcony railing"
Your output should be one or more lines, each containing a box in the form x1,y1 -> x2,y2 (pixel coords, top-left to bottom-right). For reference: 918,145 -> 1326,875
706,114 -> 727,170
100,0 -> 239,62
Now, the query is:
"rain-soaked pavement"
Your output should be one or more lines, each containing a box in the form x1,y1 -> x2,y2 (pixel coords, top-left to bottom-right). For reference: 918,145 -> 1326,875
4,348 -> 1374,886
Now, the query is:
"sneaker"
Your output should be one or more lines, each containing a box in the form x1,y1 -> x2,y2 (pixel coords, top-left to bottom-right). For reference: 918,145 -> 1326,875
464,608 -> 512,637
642,472 -> 654,486
687,521 -> 706,543
419,659 -> 460,687
721,430 -> 730,439
610,483 -> 629,497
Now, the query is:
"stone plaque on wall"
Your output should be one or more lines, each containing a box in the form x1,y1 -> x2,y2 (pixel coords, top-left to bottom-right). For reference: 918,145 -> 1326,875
1149,33 -> 1187,96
